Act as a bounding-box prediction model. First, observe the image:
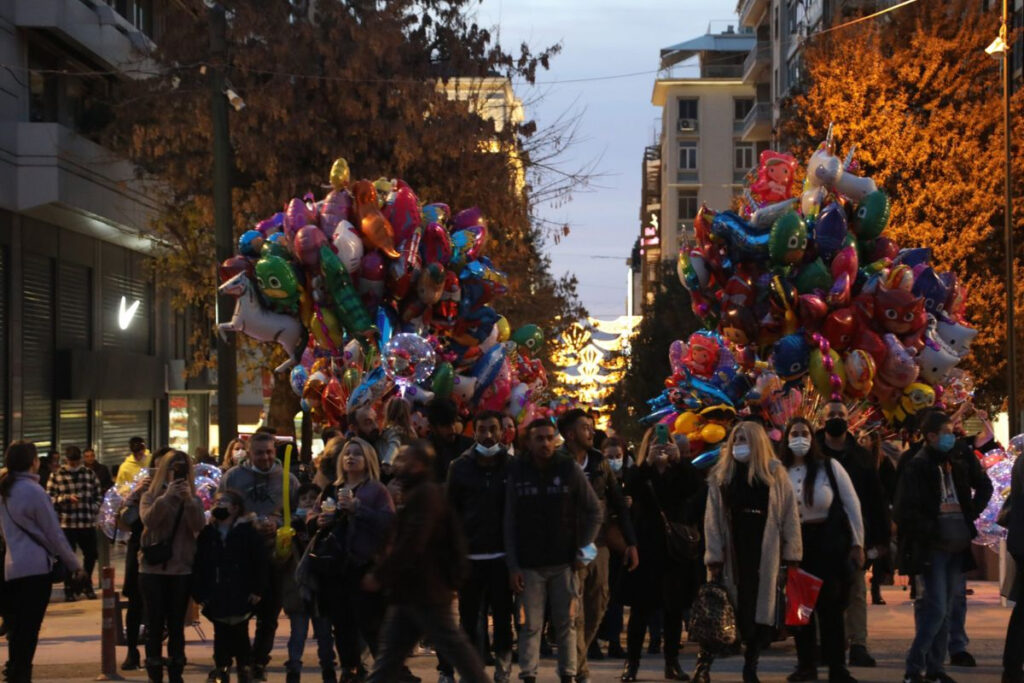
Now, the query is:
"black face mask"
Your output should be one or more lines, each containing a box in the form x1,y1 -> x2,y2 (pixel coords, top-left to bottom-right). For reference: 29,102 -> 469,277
211,507 -> 231,521
363,429 -> 381,444
824,417 -> 848,437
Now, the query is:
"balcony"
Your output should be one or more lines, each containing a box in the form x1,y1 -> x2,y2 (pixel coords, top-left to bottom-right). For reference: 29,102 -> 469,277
742,42 -> 771,84
657,63 -> 743,81
737,0 -> 770,28
740,101 -> 772,142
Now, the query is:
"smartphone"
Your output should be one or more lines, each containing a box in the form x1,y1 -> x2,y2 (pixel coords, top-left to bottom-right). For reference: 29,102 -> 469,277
172,461 -> 188,481
655,423 -> 670,445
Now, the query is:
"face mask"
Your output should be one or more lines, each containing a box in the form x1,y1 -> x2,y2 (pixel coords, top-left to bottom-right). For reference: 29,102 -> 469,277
475,442 -> 502,457
936,433 -> 956,453
501,428 -> 515,445
295,507 -> 308,518
788,436 -> 811,457
233,451 -> 247,464
211,506 -> 231,521
732,444 -> 751,463
608,458 -> 623,473
824,417 -> 848,437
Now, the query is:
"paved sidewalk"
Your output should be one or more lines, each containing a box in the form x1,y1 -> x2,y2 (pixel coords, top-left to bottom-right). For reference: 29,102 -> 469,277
8,581 -> 1011,681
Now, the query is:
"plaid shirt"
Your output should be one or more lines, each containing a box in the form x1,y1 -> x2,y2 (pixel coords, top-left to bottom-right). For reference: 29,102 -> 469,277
46,465 -> 102,529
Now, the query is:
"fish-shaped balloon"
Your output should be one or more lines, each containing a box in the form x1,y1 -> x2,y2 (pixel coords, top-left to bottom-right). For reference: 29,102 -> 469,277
352,180 -> 399,258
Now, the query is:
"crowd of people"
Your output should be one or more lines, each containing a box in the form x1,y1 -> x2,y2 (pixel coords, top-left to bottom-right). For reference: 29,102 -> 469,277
0,395 -> 1022,683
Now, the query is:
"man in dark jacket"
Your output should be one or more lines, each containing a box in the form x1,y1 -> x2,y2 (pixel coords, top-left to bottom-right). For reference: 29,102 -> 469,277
446,410 -> 514,682
816,400 -> 889,668
505,418 -> 601,683
428,399 -> 474,483
557,409 -> 639,683
367,440 -> 490,683
895,410 -> 990,683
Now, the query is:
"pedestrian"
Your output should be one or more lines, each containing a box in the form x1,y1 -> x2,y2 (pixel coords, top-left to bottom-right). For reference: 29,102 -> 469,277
597,436 -> 630,659
815,401 -> 889,668
193,489 -> 271,683
218,431 -> 301,680
366,440 -> 492,682
500,414 -> 518,456
895,410 -> 990,683
138,450 -> 206,683
428,399 -> 474,483
696,420 -> 802,683
379,396 -> 416,474
781,417 -> 864,683
219,438 -> 247,472
83,446 -> 114,493
117,437 -> 152,487
504,418 -> 601,683
0,441 -> 87,683
282,483 -> 336,683
556,409 -> 639,683
313,431 -> 342,491
46,444 -> 102,600
118,447 -> 172,671
38,451 -> 60,490
867,435 -> 901,606
619,428 -> 704,682
312,437 -> 396,682
350,404 -> 382,447
1000,446 -> 1024,683
445,410 -> 515,682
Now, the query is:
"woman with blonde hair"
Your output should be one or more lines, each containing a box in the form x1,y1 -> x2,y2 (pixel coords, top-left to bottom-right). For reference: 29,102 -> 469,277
313,437 -> 395,681
138,450 -> 206,682
219,439 -> 246,471
695,420 -> 801,683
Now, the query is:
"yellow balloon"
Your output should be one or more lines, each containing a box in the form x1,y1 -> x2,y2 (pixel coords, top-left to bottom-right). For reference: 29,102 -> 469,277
701,423 -> 727,444
329,157 -> 350,190
309,308 -> 344,349
496,316 -> 511,343
674,411 -> 701,435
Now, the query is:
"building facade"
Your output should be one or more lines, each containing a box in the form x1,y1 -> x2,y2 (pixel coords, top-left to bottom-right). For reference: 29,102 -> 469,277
0,1 -> 204,464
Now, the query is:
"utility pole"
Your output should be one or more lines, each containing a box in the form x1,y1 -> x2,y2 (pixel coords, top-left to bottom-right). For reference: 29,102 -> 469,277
1001,0 -> 1018,436
210,2 -> 237,454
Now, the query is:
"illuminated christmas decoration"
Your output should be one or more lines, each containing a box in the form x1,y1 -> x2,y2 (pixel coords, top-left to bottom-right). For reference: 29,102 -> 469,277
551,316 -> 641,429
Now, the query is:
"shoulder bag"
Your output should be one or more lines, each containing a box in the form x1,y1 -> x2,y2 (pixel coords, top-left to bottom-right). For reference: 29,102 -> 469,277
140,501 -> 185,568
645,479 -> 701,563
2,499 -> 70,584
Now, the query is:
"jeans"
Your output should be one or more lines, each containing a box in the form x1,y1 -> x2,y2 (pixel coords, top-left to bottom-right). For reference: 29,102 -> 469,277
252,561 -> 284,667
845,568 -> 868,648
62,527 -> 97,589
2,574 -> 52,683
367,602 -> 491,683
948,573 -> 969,654
458,558 -> 513,679
287,613 -> 335,673
140,573 -> 191,668
520,565 -> 578,678
575,546 -> 610,677
906,550 -> 962,676
1004,561 -> 1024,674
213,619 -> 253,670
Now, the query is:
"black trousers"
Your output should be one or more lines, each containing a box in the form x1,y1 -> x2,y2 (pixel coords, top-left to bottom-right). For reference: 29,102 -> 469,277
62,527 -> 97,588
1004,561 -> 1024,674
123,539 -> 144,650
794,521 -> 852,674
367,602 -> 491,683
140,573 -> 191,667
439,557 -> 515,675
252,561 -> 284,667
213,619 -> 253,670
2,574 -> 52,683
626,603 -> 683,661
324,564 -> 385,671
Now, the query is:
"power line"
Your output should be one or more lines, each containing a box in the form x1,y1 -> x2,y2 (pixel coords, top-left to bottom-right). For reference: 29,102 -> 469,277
815,0 -> 919,35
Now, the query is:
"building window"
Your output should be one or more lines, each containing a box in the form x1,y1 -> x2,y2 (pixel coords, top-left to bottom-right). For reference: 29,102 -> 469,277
108,0 -> 155,37
788,0 -> 800,35
678,141 -> 698,171
786,55 -> 802,93
678,190 -> 699,222
734,97 -> 754,121
677,98 -> 698,122
734,141 -> 755,174
27,40 -> 113,140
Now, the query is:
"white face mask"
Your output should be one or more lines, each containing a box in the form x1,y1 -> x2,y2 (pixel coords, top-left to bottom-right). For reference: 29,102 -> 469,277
788,436 -> 811,457
233,451 -> 247,464
475,442 -> 501,457
732,444 -> 751,463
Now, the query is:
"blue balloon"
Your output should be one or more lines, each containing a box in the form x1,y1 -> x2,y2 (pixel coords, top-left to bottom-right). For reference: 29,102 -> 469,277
289,365 -> 308,397
639,405 -> 676,425
893,248 -> 932,268
470,344 -> 507,403
689,377 -> 735,407
691,447 -> 721,470
814,202 -> 847,258
238,229 -> 264,257
710,211 -> 771,261
376,305 -> 396,353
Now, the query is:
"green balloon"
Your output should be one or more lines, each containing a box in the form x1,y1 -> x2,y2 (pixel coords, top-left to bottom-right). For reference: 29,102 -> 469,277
768,211 -> 808,266
794,258 -> 832,294
852,190 -> 891,240
511,324 -> 544,354
432,361 -> 454,398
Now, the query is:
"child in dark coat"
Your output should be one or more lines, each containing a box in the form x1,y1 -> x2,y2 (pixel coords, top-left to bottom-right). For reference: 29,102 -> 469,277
193,489 -> 271,683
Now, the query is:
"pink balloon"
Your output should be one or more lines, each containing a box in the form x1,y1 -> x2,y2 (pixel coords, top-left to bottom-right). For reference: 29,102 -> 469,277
319,189 -> 353,235
830,246 -> 859,281
294,225 -> 326,267
284,197 -> 316,237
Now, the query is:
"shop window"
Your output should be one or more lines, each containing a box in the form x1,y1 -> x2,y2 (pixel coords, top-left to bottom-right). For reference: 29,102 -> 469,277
22,254 -> 55,451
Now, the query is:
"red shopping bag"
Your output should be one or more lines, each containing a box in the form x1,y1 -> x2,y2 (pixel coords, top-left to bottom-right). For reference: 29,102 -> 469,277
785,568 -> 824,626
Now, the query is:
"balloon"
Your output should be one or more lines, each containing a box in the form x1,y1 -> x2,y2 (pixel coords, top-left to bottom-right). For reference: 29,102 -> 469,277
710,211 -> 771,260
827,272 -> 852,308
917,318 -> 961,384
809,347 -> 845,398
912,268 -> 950,318
844,349 -> 876,397
823,307 -> 857,351
691,447 -> 721,470
294,225 -> 326,268
255,212 -> 284,236
852,190 -> 891,240
421,223 -> 453,265
878,333 -> 919,388
422,203 -> 450,226
674,411 -> 701,435
289,365 -> 309,397
255,254 -> 302,313
511,324 -> 544,355
332,221 -> 364,274
875,286 -> 924,337
219,255 -> 252,282
218,272 -> 305,373
814,202 -> 848,258
261,231 -> 291,259
319,245 -> 374,341
383,333 -> 437,388
358,250 -> 386,309
238,229 -> 265,257
342,366 -> 362,393
322,378 -> 346,425
347,366 -> 393,412
830,246 -> 859,282
320,189 -> 353,234
794,258 -> 832,294
936,317 -> 977,357
284,197 -> 317,237
479,359 -> 513,411
329,157 -> 351,190
495,316 -> 511,343
470,344 -> 508,403
700,423 -> 727,444
772,334 -> 810,385
352,180 -> 400,258
381,182 -> 421,246
432,361 -> 454,398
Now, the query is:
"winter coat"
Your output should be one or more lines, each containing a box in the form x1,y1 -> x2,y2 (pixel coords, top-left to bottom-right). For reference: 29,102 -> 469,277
46,465 -> 102,529
559,447 -> 638,548
431,434 -> 475,483
704,459 -> 802,626
0,473 -> 82,581
138,487 -> 206,575
816,431 -> 890,548
192,517 -> 271,621
316,480 -> 395,567
446,446 -> 509,556
218,461 -> 301,523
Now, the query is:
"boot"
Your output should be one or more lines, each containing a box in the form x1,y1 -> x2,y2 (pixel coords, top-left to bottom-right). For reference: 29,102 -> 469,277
743,647 -> 761,683
620,659 -> 640,682
236,666 -> 251,683
167,661 -> 185,683
870,584 -> 885,605
666,656 -> 691,681
692,651 -> 714,683
121,647 -> 142,671
322,665 -> 339,683
145,661 -> 164,683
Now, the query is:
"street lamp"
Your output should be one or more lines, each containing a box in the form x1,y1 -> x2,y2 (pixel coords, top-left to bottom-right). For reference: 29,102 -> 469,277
987,0 -> 1017,435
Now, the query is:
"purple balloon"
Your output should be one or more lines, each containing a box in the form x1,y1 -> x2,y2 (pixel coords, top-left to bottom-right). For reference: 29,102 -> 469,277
814,202 -> 847,258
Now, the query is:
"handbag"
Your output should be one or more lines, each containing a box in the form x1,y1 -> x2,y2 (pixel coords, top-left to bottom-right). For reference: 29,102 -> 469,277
645,480 -> 700,563
822,459 -> 856,579
306,524 -> 347,576
688,581 -> 738,648
785,568 -> 824,626
140,502 -> 184,568
2,500 -> 70,584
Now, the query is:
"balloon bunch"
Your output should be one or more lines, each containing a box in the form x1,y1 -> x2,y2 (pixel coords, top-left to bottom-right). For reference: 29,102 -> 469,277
973,437 -> 1020,548
667,125 -> 978,432
219,158 -> 547,427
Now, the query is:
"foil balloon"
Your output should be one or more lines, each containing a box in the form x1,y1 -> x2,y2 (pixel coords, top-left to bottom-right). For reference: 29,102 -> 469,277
421,223 -> 453,266
284,197 -> 317,237
814,202 -> 848,258
320,189 -> 353,235
238,229 -> 265,258
711,211 -> 771,260
352,180 -> 400,258
294,225 -> 326,268
422,203 -> 449,226
347,365 -> 393,412
844,349 -> 876,397
332,221 -> 364,274
289,365 -> 309,397
772,334 -> 811,386
877,333 -> 919,388
381,182 -> 421,246
218,272 -> 305,373
383,333 -> 437,389
329,157 -> 351,190
255,254 -> 302,313
219,255 -> 252,282
511,324 -> 544,356
432,361 -> 454,398
936,317 -> 978,358
851,190 -> 890,240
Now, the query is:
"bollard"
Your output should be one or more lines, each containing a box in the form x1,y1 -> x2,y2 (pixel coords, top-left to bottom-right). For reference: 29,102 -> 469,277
96,566 -> 124,681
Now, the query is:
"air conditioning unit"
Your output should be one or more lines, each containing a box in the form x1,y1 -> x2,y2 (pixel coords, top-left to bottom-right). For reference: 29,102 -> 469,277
677,118 -> 697,132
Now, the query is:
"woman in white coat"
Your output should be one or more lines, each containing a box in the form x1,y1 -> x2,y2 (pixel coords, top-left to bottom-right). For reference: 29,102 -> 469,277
696,420 -> 802,683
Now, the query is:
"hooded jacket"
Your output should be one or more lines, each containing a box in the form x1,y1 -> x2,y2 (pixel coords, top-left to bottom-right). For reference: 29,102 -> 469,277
192,516 -> 270,621
446,445 -> 510,556
219,460 -> 301,523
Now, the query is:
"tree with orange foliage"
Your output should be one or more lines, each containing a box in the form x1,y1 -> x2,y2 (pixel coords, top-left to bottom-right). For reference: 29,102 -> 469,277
779,0 -> 1024,408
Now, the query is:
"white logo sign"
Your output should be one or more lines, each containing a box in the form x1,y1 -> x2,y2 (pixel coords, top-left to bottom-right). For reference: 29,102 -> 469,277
118,296 -> 141,330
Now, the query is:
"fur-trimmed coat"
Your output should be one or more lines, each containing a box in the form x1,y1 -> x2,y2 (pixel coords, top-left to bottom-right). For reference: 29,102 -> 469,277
704,460 -> 802,626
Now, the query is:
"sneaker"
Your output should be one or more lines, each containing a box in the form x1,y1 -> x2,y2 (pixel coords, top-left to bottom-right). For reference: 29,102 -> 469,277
903,675 -> 927,683
926,674 -> 957,683
83,586 -> 98,600
848,646 -> 876,668
949,652 -> 976,668
828,668 -> 856,683
286,671 -> 300,683
787,668 -> 819,682
64,591 -> 78,603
